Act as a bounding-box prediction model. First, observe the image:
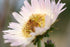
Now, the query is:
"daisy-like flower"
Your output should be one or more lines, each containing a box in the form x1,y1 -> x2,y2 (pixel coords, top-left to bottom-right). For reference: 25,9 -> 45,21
3,0 -> 66,47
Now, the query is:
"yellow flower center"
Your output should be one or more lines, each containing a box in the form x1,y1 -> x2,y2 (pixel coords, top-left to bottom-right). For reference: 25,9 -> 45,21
22,14 -> 46,38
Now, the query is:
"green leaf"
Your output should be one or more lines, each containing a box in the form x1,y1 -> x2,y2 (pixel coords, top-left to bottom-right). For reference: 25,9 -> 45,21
37,40 -> 41,47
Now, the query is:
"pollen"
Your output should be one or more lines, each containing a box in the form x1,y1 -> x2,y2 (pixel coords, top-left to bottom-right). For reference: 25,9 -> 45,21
22,14 -> 46,38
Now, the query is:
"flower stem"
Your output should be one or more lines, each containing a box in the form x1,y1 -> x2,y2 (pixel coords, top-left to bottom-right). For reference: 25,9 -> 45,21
37,39 -> 41,47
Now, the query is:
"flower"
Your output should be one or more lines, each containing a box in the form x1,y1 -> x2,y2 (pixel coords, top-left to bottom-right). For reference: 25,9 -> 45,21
3,0 -> 66,47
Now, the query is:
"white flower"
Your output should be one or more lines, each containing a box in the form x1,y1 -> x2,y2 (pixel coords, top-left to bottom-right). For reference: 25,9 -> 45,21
3,0 -> 66,47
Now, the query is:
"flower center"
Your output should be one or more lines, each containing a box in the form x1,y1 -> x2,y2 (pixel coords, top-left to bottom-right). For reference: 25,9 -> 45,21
22,14 -> 46,38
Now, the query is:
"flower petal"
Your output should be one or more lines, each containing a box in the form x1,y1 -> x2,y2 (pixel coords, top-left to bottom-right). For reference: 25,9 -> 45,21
24,0 -> 32,11
8,22 -> 21,30
12,12 -> 24,24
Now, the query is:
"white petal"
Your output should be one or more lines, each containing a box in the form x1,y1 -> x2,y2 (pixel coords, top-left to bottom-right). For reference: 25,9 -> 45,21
8,22 -> 21,30
58,3 -> 66,11
20,6 -> 31,18
39,0 -> 46,10
3,30 -> 15,34
60,7 -> 67,13
4,40 -> 10,43
45,0 -> 51,9
12,12 -> 24,24
57,0 -> 61,5
51,0 -> 66,24
10,41 -> 23,46
31,0 -> 40,11
24,0 -> 32,11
